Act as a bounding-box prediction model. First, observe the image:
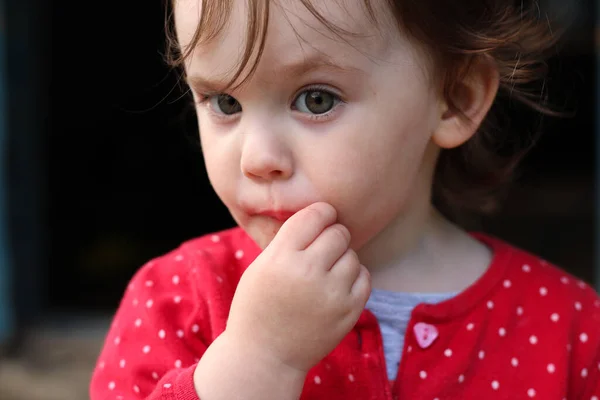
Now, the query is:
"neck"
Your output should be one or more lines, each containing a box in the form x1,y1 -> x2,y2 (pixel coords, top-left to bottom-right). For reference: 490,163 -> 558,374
361,208 -> 491,293
357,141 -> 491,293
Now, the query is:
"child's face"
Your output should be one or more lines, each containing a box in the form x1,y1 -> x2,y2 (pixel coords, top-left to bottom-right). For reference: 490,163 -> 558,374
176,0 -> 445,251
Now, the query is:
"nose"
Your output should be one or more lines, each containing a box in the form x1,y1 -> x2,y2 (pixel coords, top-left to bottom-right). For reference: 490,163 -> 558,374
240,128 -> 293,181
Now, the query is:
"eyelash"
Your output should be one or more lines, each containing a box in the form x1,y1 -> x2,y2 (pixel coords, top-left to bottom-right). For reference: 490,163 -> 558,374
195,85 -> 345,123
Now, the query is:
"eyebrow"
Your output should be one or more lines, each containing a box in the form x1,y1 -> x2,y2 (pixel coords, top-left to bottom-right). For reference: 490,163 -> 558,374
186,53 -> 363,92
277,53 -> 363,77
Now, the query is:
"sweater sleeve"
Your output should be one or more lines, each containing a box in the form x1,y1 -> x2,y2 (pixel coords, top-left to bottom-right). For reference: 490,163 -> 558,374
578,350 -> 599,400
90,250 -> 210,400
570,285 -> 600,400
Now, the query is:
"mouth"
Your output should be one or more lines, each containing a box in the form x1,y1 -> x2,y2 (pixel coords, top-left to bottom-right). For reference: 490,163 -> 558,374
255,210 -> 297,222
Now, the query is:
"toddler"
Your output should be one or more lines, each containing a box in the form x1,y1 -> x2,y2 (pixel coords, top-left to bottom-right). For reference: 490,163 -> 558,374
91,0 -> 600,399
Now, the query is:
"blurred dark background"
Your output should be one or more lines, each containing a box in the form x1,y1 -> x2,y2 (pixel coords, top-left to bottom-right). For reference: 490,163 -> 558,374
0,0 -> 598,398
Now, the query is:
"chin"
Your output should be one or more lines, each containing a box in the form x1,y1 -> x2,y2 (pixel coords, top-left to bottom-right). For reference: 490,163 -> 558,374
244,222 -> 282,250
249,230 -> 276,250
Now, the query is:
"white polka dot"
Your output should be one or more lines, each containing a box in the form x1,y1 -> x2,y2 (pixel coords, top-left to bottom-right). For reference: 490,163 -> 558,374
547,364 -> 555,374
467,323 -> 475,331
529,335 -> 538,345
487,300 -> 494,309
551,313 -> 560,322
120,359 -> 126,368
133,385 -> 140,393
177,329 -> 184,338
578,281 -> 587,289
99,361 -> 105,370
523,264 -> 531,272
114,336 -> 121,345
478,350 -> 485,360
152,372 -> 159,380
211,235 -> 220,242
539,287 -> 548,296
172,275 -> 180,285
419,370 -> 427,379
517,306 -> 524,316
458,374 -> 465,383
135,318 -> 142,327
143,345 -> 151,354
108,382 -> 116,390
174,296 -> 182,304
146,299 -> 154,308
164,383 -> 172,389
561,276 -> 569,284
499,327 -> 507,337
580,333 -> 589,343
528,388 -> 536,397
192,324 -> 200,333
444,349 -> 452,357
145,280 -> 154,287
314,376 -> 321,384
348,374 -> 355,382
503,279 -> 512,288
175,360 -> 182,368
174,254 -> 184,262
216,275 -> 223,283
158,329 -> 166,339
491,380 -> 500,390
581,368 -> 588,378
235,250 -> 244,259
407,345 -> 413,353
575,302 -> 583,311
511,358 -> 519,367
567,343 -> 572,352
591,396 -> 598,400
132,298 -> 139,307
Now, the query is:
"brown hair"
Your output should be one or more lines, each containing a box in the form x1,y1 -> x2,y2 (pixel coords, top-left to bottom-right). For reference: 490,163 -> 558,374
165,0 -> 564,217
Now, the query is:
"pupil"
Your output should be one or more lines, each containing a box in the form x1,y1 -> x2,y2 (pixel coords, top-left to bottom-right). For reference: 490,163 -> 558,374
306,91 -> 333,114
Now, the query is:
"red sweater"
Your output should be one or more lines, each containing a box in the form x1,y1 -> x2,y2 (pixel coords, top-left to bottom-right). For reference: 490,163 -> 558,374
90,227 -> 600,400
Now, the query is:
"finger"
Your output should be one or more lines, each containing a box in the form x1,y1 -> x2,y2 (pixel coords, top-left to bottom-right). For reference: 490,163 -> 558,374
305,224 -> 351,269
329,249 -> 361,288
351,265 -> 371,303
273,202 -> 337,250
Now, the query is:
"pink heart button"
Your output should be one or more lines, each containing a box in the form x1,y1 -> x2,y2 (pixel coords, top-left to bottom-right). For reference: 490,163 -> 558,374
413,322 -> 439,349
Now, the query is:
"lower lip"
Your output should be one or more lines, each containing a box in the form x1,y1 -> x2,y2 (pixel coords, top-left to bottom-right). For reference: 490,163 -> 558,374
258,211 -> 296,222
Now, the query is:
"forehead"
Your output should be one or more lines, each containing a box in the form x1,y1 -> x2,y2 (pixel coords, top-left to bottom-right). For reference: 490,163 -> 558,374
174,0 -> 408,82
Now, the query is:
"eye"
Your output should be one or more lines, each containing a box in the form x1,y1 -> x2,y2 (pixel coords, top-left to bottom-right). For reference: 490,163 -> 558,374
208,94 -> 242,115
293,89 -> 340,115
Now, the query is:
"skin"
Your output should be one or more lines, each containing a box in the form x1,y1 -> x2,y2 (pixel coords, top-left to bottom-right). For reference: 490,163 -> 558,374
174,0 -> 501,398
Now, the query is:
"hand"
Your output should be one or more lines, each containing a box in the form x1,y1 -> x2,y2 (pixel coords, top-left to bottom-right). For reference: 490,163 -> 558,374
225,202 -> 371,373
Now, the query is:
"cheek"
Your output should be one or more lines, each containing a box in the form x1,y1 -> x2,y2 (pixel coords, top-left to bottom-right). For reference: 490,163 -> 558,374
304,115 -> 433,248
199,130 -> 239,204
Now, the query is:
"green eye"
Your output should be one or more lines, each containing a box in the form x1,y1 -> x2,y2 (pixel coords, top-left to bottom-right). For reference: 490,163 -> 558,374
293,90 -> 339,115
210,94 -> 242,115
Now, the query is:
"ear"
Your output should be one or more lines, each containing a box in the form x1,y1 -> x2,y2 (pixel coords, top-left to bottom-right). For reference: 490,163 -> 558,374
432,57 -> 500,149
